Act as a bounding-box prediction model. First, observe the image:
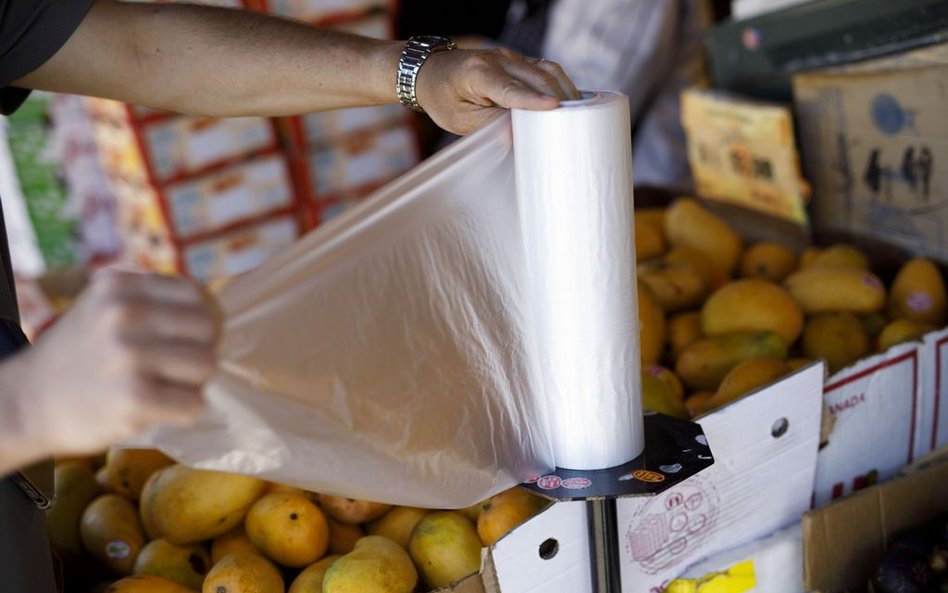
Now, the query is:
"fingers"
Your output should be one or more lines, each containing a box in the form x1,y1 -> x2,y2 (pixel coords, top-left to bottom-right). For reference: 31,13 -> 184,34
132,339 -> 218,388
133,378 -> 207,427
92,267 -> 214,308
534,58 -> 581,101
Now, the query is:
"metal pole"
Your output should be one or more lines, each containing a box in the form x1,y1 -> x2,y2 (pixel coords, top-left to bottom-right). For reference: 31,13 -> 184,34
587,498 -> 621,593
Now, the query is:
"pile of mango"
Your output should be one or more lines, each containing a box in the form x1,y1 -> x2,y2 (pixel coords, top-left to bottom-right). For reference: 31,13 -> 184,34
51,450 -> 548,593
634,197 -> 948,419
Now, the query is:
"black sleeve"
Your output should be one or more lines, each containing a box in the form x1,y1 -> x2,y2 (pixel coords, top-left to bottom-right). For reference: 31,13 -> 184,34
0,0 -> 94,114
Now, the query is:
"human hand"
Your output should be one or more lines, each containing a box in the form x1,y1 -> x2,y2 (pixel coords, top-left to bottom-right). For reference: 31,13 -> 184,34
414,47 -> 581,135
18,268 -> 221,457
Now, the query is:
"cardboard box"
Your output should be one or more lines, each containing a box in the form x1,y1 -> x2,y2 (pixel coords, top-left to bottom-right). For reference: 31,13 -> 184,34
803,447 -> 948,593
793,65 -> 948,263
429,363 -> 825,593
182,214 -> 299,282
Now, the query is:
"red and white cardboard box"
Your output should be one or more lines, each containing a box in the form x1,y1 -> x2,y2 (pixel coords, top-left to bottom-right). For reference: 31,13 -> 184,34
182,214 -> 299,282
813,327 -> 948,507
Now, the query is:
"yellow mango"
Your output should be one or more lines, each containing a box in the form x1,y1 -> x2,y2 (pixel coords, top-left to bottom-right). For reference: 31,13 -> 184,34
739,241 -> 799,283
202,552 -> 283,593
702,279 -> 804,346
664,197 -> 743,276
317,494 -> 391,525
877,319 -> 938,352
210,527 -> 258,565
634,215 -> 666,262
701,357 -> 792,414
80,494 -> 147,575
799,246 -> 821,268
408,511 -> 482,589
666,311 -> 703,363
476,488 -> 547,546
638,258 -> 709,313
324,536 -> 418,593
104,575 -> 197,593
133,538 -> 210,591
641,371 -> 690,420
46,462 -> 99,562
245,492 -> 330,568
805,243 -> 870,270
328,517 -> 364,555
643,364 -> 686,401
366,506 -> 430,550
144,465 -> 267,545
665,245 -> 729,290
638,281 -> 666,366
887,257 -> 947,325
675,330 -> 787,392
784,266 -> 886,315
104,448 -> 175,501
288,555 -> 342,593
684,391 -> 715,418
860,312 -> 888,341
802,312 -> 870,375
635,207 -> 667,232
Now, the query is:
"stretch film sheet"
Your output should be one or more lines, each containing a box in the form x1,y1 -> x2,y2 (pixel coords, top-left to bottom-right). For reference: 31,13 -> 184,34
134,91 -> 643,508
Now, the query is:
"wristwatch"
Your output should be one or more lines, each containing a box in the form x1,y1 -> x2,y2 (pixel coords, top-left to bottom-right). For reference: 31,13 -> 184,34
396,35 -> 457,113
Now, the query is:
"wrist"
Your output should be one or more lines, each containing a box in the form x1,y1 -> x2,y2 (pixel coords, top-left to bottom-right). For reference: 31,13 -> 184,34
395,35 -> 456,113
0,350 -> 50,470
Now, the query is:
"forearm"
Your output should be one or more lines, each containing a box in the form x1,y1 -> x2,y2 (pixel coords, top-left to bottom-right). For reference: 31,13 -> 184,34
0,352 -> 46,475
15,0 -> 404,117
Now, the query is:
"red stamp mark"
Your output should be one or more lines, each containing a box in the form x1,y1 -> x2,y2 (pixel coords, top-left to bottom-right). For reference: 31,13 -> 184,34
624,475 -> 719,575
561,477 -> 592,490
536,475 -> 562,490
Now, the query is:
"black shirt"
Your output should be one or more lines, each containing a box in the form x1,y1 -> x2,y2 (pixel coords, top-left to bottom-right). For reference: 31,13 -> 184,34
0,2 -> 94,592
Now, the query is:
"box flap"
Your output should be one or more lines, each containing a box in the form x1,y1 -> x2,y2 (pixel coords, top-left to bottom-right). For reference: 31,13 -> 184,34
803,450 -> 948,592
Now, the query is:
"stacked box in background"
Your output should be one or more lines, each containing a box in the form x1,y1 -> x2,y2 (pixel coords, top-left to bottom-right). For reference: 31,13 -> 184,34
82,98 -> 300,283
250,0 -> 423,229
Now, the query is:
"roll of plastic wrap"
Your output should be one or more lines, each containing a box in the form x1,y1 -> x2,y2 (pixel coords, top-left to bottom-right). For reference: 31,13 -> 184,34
513,91 -> 644,470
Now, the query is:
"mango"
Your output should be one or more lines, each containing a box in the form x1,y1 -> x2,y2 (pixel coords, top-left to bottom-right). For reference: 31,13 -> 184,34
202,552 -> 283,593
288,554 -> 342,593
666,311 -> 703,362
104,448 -> 175,501
476,487 -> 547,546
81,493 -> 147,575
264,481 -> 308,497
638,281 -> 666,366
245,492 -> 329,568
787,357 -> 814,371
210,527 -> 258,565
877,319 -> 938,352
641,371 -> 690,420
457,502 -> 484,524
702,279 -> 803,346
684,391 -> 715,418
366,506 -> 430,550
638,258 -> 709,312
324,536 -> 418,593
643,364 -> 685,401
105,575 -> 197,593
318,494 -> 391,525
635,207 -> 667,232
784,266 -> 886,315
701,357 -> 792,414
739,241 -> 799,283
133,538 -> 210,591
665,246 -> 729,290
139,470 -> 164,540
634,215 -> 666,262
675,330 -> 787,391
408,511 -> 482,589
664,197 -> 743,276
328,517 -> 364,555
860,312 -> 889,341
805,243 -> 870,270
887,257 -> 947,325
799,246 -> 821,268
46,462 -> 99,561
144,465 -> 267,545
802,312 -> 870,375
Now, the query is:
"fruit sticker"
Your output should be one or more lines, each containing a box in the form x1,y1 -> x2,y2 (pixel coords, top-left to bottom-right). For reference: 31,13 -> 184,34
536,475 -> 562,490
561,477 -> 591,490
105,539 -> 131,560
623,470 -> 665,483
906,291 -> 933,314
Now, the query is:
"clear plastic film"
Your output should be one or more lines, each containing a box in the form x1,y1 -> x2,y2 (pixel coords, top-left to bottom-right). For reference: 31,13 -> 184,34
133,91 -> 643,508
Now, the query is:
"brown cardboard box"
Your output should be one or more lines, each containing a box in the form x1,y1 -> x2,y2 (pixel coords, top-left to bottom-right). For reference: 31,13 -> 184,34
802,447 -> 948,593
793,63 -> 948,264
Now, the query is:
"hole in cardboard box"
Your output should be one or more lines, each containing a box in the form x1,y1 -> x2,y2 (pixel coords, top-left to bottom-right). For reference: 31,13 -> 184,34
539,538 -> 559,560
771,417 -> 789,438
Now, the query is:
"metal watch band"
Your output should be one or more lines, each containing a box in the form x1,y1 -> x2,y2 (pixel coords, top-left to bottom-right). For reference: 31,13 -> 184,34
396,35 -> 457,113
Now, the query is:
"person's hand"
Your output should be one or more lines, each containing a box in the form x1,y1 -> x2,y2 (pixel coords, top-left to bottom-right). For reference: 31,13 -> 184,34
415,47 -> 581,135
18,268 -> 221,457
